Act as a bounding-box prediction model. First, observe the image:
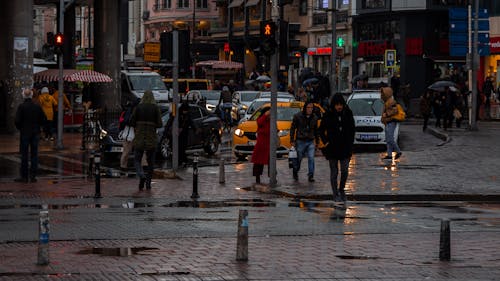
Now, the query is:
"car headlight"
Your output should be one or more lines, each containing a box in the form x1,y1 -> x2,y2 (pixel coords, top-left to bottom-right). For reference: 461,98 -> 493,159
206,104 -> 216,111
99,129 -> 108,140
241,105 -> 248,110
234,128 -> 244,137
278,129 -> 289,137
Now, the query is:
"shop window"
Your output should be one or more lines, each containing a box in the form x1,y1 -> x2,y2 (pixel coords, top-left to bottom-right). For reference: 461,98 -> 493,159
358,20 -> 399,41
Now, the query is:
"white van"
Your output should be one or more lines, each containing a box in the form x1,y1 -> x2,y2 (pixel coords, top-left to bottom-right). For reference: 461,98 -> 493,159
121,68 -> 170,108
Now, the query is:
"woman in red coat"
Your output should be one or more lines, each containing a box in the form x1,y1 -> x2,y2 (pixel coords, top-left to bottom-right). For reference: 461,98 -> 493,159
251,107 -> 271,184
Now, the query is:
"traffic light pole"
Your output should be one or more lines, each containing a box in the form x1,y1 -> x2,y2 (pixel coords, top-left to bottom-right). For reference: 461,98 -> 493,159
56,0 -> 65,150
269,4 -> 279,188
329,2 -> 337,98
469,0 -> 479,131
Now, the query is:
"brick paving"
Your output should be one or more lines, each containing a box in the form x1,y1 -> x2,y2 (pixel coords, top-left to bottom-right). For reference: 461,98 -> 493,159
0,121 -> 499,280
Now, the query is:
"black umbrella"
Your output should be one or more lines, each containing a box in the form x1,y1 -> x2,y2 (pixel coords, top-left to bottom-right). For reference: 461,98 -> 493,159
427,80 -> 458,92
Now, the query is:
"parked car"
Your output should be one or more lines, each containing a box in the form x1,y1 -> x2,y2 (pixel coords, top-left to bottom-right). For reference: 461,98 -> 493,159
233,101 -> 324,160
158,103 -> 222,159
121,68 -> 170,109
232,90 -> 261,119
346,90 -> 399,145
102,103 -> 221,160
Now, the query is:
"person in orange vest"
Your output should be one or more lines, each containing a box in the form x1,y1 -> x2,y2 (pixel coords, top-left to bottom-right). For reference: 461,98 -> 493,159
38,87 -> 58,141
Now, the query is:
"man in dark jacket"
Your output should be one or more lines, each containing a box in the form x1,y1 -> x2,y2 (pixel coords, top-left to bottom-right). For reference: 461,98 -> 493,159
290,101 -> 319,182
130,90 -> 162,190
318,94 -> 355,202
15,88 -> 47,183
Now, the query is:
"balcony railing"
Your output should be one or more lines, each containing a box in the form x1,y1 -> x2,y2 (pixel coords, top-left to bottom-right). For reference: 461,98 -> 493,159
312,13 -> 328,26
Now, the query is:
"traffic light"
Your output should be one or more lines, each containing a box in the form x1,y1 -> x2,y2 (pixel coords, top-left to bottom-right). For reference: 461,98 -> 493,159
55,33 -> 64,47
260,21 -> 276,56
336,37 -> 345,48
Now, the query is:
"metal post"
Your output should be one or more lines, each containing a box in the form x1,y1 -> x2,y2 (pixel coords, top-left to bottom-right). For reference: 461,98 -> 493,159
192,0 -> 196,78
191,153 -> 199,199
219,157 -> 225,184
88,151 -> 94,177
469,0 -> 479,131
37,210 -> 50,265
56,0 -> 65,150
94,152 -> 101,198
330,0 -> 337,97
172,30 -> 180,171
439,219 -> 451,261
269,1 -> 279,188
236,209 -> 248,261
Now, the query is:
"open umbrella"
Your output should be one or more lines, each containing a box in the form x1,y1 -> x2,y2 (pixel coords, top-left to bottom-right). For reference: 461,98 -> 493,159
256,75 -> 271,82
427,80 -> 457,92
33,69 -> 113,83
302,77 -> 319,87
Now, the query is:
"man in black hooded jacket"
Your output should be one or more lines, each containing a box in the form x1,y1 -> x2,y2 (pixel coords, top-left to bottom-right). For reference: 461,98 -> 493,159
318,94 -> 355,202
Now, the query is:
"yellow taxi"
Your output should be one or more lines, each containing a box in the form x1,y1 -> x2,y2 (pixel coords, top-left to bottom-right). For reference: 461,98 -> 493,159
232,101 -> 325,160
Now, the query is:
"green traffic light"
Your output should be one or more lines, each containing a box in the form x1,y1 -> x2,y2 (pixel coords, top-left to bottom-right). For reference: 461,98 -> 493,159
336,37 -> 345,47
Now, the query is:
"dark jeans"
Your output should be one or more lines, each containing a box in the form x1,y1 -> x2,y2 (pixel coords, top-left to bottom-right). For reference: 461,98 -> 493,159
19,134 -> 40,179
134,148 -> 155,179
329,157 -> 350,195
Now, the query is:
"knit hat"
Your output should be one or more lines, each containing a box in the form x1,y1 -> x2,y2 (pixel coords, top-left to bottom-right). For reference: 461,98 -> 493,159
41,87 -> 49,94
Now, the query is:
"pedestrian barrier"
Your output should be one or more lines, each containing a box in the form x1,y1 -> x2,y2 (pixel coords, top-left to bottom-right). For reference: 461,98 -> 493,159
191,153 -> 199,200
94,152 -> 102,198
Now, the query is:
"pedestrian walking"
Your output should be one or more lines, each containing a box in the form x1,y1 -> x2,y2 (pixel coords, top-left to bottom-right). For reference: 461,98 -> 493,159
318,94 -> 355,202
178,102 -> 194,167
251,107 -> 271,184
290,101 -> 320,182
118,98 -> 141,175
14,88 -> 47,183
420,90 -> 433,131
129,90 -> 162,190
38,87 -> 57,141
432,91 -> 442,128
380,87 -> 402,160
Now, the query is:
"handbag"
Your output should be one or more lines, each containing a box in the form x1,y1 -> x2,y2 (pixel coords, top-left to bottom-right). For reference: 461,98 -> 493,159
118,126 -> 135,142
392,103 -> 406,122
453,108 -> 462,119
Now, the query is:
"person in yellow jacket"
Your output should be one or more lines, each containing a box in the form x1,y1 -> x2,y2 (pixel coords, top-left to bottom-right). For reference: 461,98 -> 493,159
38,87 -> 58,141
52,88 -> 72,135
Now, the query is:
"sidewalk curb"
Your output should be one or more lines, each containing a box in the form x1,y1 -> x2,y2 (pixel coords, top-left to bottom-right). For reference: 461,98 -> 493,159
427,127 -> 450,145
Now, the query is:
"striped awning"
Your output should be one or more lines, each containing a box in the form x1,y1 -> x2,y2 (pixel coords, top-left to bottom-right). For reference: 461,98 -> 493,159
228,0 -> 244,8
34,69 -> 113,83
196,60 -> 243,69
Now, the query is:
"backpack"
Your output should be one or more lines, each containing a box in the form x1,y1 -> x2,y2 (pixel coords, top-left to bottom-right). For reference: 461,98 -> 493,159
392,103 -> 406,122
119,107 -> 133,130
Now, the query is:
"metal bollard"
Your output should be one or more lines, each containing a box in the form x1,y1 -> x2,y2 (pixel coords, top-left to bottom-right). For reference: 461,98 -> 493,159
37,210 -> 50,265
88,152 -> 94,178
439,219 -> 451,261
236,209 -> 248,261
191,153 -> 199,200
94,152 -> 102,198
219,157 -> 225,184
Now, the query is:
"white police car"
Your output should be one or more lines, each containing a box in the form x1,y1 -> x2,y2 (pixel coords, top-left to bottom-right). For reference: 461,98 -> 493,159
346,90 -> 399,145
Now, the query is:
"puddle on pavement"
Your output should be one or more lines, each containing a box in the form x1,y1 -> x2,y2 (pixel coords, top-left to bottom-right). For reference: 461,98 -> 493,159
384,202 -> 486,214
76,247 -> 159,257
0,199 -> 275,210
336,255 -> 379,260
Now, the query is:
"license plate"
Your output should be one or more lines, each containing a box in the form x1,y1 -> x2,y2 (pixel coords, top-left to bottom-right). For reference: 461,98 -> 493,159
110,147 -> 123,152
359,134 -> 378,141
247,141 -> 255,145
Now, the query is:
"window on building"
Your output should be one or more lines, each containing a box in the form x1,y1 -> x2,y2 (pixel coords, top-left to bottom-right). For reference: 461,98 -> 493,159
313,13 -> 328,25
177,0 -> 190,9
338,0 -> 349,10
196,0 -> 208,9
362,0 -> 386,9
299,0 -> 307,15
162,0 -> 171,9
315,0 -> 328,10
358,20 -> 400,41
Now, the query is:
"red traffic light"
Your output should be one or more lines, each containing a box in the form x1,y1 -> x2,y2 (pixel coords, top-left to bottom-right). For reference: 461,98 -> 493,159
55,33 -> 64,47
260,20 -> 276,39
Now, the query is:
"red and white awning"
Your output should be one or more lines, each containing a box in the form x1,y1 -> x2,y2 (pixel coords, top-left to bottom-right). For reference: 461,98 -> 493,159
34,69 -> 113,83
196,60 -> 243,69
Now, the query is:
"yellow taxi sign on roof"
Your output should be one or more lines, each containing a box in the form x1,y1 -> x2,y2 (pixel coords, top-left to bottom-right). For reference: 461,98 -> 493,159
290,101 -> 303,108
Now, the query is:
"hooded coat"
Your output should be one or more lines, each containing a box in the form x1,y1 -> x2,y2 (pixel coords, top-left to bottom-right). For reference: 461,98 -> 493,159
318,94 -> 355,160
38,91 -> 58,121
380,87 -> 398,124
130,91 -> 162,150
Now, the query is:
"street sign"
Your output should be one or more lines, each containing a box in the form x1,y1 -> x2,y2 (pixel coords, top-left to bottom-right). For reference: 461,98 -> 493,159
385,49 -> 396,68
144,42 -> 161,62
